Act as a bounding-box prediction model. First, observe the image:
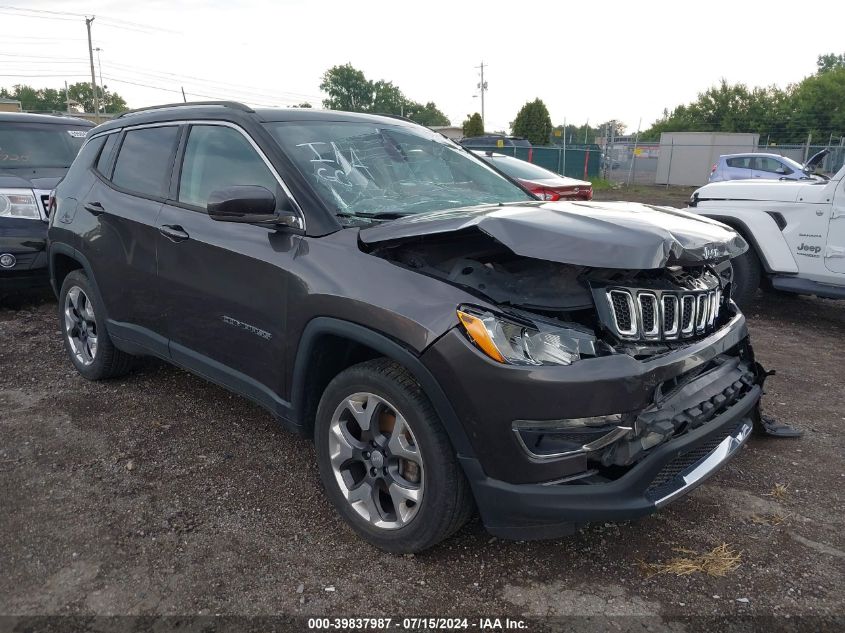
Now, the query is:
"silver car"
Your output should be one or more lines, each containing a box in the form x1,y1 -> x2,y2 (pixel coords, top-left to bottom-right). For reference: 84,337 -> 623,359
709,150 -> 828,182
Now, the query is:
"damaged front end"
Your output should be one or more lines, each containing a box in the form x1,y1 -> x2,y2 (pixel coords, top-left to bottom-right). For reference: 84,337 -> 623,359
363,202 -> 764,488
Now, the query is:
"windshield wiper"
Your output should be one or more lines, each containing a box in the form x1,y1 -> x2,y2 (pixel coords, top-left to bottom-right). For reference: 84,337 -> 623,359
337,211 -> 409,220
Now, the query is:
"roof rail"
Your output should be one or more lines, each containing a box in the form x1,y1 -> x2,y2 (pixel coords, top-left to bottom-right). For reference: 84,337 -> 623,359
117,100 -> 254,119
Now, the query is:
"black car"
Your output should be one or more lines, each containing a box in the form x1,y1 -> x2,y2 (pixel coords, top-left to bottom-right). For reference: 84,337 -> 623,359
0,112 -> 94,291
49,102 -> 764,553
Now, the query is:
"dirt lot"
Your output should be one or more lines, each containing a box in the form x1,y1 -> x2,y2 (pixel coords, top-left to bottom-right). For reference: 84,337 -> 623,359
1,201 -> 843,631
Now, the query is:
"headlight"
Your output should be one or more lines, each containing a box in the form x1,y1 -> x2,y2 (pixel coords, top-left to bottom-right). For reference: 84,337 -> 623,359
0,189 -> 41,220
456,306 -> 595,366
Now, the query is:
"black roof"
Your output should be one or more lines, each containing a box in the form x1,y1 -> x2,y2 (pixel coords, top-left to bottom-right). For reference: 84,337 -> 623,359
0,111 -> 94,126
90,101 -> 423,135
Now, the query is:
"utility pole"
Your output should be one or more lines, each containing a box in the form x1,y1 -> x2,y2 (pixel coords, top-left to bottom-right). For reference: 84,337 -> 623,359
85,16 -> 99,122
65,80 -> 70,113
181,86 -> 187,103
94,47 -> 104,115
476,61 -> 488,132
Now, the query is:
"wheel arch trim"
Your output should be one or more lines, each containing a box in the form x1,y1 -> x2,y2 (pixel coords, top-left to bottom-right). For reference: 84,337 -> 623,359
48,243 -> 109,314
290,317 -> 476,458
697,211 -> 798,274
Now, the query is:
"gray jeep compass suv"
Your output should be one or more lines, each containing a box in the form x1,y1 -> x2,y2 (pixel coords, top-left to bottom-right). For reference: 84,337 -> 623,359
49,102 -> 765,552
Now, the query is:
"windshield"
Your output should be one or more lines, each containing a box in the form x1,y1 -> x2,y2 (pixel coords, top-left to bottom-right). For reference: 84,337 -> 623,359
485,155 -> 557,181
0,123 -> 88,169
265,121 -> 532,221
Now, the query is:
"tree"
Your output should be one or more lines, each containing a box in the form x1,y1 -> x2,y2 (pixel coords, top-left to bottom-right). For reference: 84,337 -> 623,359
0,82 -> 126,113
817,52 -> 845,74
598,120 -> 627,138
406,101 -> 450,126
319,63 -> 450,125
462,112 -> 484,137
293,102 -> 312,108
320,63 -> 372,111
640,53 -> 845,144
511,99 -> 553,145
370,80 -> 406,115
66,82 -> 127,113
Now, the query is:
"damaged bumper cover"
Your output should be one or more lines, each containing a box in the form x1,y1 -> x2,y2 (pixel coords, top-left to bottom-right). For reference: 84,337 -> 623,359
421,310 -> 763,539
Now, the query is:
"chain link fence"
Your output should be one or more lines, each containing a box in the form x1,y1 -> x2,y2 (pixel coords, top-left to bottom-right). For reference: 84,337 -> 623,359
603,139 -> 845,186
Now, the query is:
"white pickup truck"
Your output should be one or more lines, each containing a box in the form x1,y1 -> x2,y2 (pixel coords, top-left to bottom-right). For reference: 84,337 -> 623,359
687,161 -> 845,305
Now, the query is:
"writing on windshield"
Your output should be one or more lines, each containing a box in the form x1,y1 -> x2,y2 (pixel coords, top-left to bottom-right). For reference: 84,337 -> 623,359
266,121 -> 530,220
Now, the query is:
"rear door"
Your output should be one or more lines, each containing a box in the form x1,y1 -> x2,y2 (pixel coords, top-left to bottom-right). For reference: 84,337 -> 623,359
725,156 -> 753,180
156,122 -> 295,406
80,124 -> 181,351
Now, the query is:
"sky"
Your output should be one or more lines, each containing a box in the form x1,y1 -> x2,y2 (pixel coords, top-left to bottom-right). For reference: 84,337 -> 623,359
2,0 -> 844,135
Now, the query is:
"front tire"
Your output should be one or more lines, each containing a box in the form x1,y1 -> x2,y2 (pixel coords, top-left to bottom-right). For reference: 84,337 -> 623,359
314,358 -> 473,553
59,270 -> 134,380
730,248 -> 762,309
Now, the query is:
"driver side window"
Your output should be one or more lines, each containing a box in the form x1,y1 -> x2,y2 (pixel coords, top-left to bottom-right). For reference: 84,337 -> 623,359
178,125 -> 277,208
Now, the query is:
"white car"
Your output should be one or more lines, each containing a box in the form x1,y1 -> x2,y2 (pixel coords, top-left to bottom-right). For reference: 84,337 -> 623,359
687,162 -> 845,305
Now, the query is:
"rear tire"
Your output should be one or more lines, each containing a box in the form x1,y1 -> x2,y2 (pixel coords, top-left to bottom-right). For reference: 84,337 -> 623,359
314,358 -> 473,553
730,248 -> 761,309
59,270 -> 134,380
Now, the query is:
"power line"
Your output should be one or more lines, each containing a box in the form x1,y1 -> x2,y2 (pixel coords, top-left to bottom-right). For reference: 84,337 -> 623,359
0,5 -> 178,33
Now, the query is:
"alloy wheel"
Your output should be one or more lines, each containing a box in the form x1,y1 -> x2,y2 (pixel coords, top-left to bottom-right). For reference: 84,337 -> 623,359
328,392 -> 424,529
64,286 -> 98,366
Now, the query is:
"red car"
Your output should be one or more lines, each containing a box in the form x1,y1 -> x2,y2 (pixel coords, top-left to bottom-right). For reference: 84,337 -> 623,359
474,151 -> 593,201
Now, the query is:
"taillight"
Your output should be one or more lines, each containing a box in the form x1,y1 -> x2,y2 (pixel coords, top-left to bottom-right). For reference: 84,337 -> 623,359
48,192 -> 56,216
710,163 -> 717,173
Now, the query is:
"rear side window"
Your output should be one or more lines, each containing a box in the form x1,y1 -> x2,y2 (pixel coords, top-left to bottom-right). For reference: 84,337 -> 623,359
60,135 -> 107,190
112,126 -> 179,198
178,125 -> 277,208
726,157 -> 752,169
95,133 -> 119,176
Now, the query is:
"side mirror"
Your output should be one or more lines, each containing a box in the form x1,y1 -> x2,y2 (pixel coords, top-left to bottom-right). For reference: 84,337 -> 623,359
208,185 -> 304,230
775,167 -> 786,174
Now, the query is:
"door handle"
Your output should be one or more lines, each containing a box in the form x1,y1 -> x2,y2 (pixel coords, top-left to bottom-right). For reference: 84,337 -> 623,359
159,224 -> 190,242
83,201 -> 105,215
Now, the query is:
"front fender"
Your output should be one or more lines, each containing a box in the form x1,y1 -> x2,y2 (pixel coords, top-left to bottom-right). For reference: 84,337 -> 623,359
692,207 -> 798,274
289,316 -> 476,458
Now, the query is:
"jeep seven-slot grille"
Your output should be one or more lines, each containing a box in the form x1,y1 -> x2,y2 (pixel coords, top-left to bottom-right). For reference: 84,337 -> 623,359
605,288 -> 722,342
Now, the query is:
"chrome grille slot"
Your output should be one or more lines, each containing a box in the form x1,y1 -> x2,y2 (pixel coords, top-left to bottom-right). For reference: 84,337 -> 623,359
608,290 -> 637,336
695,294 -> 709,333
681,295 -> 695,336
637,293 -> 659,338
33,189 -> 52,221
662,295 -> 679,338
708,290 -> 719,327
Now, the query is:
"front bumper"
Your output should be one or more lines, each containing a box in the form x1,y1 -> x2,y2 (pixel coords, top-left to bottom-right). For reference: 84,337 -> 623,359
0,218 -> 48,291
421,309 -> 762,538
459,387 -> 756,539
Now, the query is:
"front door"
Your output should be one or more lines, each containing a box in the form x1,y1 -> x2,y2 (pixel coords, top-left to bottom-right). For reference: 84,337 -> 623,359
155,123 -> 297,408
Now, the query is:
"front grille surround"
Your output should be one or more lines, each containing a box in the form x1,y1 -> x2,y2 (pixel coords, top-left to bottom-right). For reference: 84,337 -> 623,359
601,286 -> 723,342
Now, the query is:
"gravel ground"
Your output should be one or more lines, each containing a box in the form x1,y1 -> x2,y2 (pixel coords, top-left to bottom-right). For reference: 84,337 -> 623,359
1,277 -> 844,631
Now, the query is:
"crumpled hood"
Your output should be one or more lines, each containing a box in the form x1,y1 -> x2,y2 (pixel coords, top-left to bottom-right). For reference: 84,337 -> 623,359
694,179 -> 822,204
359,200 -> 747,269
